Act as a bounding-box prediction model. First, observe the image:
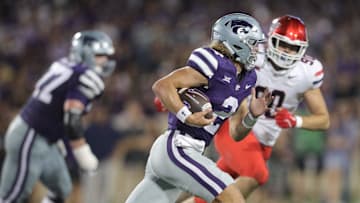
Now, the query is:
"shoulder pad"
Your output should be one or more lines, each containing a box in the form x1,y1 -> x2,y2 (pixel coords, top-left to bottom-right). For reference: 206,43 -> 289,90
301,55 -> 324,88
187,47 -> 219,79
78,69 -> 105,99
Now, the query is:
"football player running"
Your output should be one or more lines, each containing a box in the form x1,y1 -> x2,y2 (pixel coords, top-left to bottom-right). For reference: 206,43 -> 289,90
125,13 -> 271,203
191,15 -> 330,203
0,31 -> 116,203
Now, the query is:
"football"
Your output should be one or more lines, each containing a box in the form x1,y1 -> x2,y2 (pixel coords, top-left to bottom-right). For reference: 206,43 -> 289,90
178,88 -> 213,119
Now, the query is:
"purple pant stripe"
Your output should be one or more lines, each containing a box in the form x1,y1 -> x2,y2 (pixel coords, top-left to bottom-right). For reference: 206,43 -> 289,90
166,130 -> 221,196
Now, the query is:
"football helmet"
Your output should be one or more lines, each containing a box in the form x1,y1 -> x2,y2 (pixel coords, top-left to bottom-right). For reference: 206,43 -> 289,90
212,13 -> 265,70
70,30 -> 116,77
267,15 -> 308,70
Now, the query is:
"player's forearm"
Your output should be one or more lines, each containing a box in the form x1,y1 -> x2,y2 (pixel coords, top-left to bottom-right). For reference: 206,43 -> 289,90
299,114 -> 330,130
152,79 -> 184,114
64,99 -> 86,140
231,124 -> 252,142
230,99 -> 256,141
302,88 -> 330,130
230,112 -> 255,142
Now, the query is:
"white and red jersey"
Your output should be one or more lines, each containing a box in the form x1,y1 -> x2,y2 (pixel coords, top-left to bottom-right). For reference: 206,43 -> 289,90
253,55 -> 324,146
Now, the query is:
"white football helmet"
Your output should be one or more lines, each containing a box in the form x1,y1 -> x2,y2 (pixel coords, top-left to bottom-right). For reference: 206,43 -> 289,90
267,15 -> 308,72
212,13 -> 265,70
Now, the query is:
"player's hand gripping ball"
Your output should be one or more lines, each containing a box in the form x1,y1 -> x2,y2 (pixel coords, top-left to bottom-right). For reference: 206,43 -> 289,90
178,88 -> 213,119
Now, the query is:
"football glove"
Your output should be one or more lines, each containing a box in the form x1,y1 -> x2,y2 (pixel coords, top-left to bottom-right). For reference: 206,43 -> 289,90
153,97 -> 167,112
275,108 -> 302,128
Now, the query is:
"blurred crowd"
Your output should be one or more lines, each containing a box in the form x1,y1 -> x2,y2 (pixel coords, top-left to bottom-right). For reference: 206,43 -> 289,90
0,0 -> 359,202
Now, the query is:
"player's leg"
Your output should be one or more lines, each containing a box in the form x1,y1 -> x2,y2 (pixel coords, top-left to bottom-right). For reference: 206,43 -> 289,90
185,184 -> 245,203
39,144 -> 72,203
0,116 -> 46,202
217,156 -> 259,199
232,177 -> 259,198
191,157 -> 245,203
126,176 -> 181,203
182,183 -> 245,203
214,130 -> 272,199
191,132 -> 270,203
213,183 -> 244,203
125,131 -> 182,203
162,130 -> 244,203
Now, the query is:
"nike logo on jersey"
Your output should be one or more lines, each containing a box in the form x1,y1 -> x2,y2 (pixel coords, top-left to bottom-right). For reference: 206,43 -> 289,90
245,84 -> 252,90
222,75 -> 232,83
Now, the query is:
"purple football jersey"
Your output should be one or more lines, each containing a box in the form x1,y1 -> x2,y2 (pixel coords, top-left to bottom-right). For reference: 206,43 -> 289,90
168,47 -> 257,146
20,58 -> 103,143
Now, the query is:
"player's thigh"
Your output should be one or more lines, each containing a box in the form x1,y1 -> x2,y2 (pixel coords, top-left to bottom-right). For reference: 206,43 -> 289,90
0,117 -> 48,201
215,183 -> 245,203
216,132 -> 270,186
39,144 -> 72,198
125,176 -> 181,203
149,131 -> 234,203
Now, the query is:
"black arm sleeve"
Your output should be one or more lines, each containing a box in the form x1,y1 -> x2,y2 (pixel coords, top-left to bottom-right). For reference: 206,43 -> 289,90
64,108 -> 84,140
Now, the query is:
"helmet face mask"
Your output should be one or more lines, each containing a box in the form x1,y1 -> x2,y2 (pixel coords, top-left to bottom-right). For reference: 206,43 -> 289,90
70,31 -> 116,77
267,15 -> 308,73
212,13 -> 265,71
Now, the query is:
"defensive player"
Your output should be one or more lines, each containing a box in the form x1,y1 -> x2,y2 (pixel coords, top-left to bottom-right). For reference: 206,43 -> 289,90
191,15 -> 330,203
125,13 -> 271,203
0,30 -> 116,203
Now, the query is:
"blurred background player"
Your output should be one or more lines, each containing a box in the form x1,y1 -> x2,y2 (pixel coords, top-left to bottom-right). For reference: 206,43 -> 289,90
125,12 -> 271,203
190,15 -> 330,203
0,30 -> 116,203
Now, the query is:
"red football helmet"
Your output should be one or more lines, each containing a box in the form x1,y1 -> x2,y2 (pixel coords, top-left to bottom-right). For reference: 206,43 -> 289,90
267,15 -> 308,70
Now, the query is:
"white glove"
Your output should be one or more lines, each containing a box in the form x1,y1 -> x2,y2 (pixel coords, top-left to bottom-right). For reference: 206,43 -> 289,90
73,144 -> 99,172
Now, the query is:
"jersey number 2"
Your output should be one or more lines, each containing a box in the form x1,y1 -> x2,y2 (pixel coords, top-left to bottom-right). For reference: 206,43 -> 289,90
204,96 -> 238,134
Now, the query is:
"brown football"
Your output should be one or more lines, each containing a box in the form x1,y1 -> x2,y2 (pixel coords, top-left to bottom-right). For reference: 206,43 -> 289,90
178,88 -> 213,119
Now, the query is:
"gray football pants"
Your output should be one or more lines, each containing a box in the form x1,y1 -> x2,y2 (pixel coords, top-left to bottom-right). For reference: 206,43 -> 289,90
0,116 -> 72,203
125,130 -> 234,203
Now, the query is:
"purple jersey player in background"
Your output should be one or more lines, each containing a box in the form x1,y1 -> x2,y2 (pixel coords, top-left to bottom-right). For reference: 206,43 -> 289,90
0,30 -> 116,203
125,13 -> 271,203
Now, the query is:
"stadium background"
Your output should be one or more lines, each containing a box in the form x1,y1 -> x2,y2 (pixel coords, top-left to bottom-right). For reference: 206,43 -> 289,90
0,0 -> 359,202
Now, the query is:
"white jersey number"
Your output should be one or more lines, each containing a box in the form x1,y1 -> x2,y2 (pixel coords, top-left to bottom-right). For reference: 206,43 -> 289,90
204,96 -> 238,134
33,63 -> 72,104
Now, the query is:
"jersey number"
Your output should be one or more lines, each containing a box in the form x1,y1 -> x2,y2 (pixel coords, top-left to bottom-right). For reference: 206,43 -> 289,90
256,86 -> 285,118
204,96 -> 238,134
33,63 -> 72,104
